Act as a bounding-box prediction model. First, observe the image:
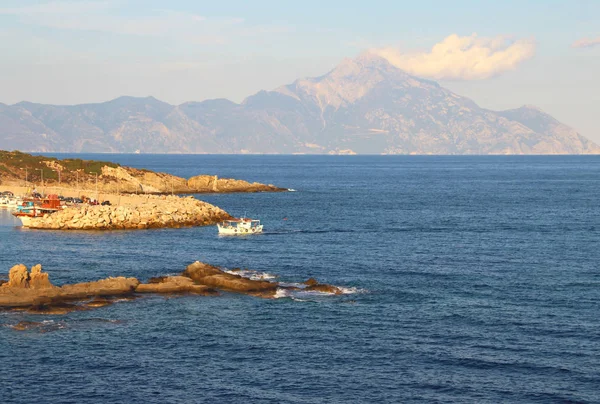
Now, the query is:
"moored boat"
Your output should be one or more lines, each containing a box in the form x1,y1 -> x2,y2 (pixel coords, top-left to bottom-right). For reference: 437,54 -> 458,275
11,195 -> 63,227
217,217 -> 263,235
0,191 -> 14,208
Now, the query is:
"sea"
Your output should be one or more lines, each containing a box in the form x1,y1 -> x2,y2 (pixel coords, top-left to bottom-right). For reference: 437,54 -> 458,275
0,155 -> 599,403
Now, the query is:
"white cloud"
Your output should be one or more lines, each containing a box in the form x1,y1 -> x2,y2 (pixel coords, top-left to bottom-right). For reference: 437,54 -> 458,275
371,33 -> 536,80
571,37 -> 600,48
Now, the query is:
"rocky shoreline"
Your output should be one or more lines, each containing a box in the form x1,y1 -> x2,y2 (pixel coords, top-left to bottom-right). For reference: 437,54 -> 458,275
0,262 -> 344,318
24,194 -> 231,230
0,150 -> 287,195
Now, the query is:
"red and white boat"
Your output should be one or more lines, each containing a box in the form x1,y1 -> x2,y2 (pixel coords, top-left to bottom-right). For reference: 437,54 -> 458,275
12,194 -> 63,227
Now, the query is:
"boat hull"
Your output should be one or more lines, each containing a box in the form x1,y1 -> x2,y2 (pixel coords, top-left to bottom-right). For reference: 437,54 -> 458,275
14,215 -> 34,227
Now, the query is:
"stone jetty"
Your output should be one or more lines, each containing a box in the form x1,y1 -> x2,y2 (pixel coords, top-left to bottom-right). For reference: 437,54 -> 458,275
24,195 -> 231,230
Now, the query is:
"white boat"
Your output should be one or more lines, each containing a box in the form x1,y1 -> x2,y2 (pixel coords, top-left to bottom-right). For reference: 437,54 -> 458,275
217,217 -> 263,235
7,196 -> 23,210
0,192 -> 14,208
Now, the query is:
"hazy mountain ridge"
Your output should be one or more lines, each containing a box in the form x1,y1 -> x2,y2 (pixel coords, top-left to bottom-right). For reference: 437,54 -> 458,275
1,55 -> 598,155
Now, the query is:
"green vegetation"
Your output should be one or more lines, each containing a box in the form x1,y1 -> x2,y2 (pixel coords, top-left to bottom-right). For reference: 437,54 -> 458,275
59,158 -> 119,174
0,150 -> 120,181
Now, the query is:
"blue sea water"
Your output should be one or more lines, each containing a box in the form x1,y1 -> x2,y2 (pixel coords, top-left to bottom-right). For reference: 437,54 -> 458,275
1,155 -> 599,403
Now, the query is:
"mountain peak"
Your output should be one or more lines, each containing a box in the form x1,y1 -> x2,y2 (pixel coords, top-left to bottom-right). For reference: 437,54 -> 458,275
329,52 -> 393,73
272,53 -> 416,110
104,95 -> 171,106
519,104 -> 545,112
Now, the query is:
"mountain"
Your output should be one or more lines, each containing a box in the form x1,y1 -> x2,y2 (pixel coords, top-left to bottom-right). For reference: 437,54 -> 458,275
1,54 -> 598,154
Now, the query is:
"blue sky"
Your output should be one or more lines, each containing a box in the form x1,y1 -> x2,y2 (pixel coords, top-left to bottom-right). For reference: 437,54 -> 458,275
0,0 -> 599,142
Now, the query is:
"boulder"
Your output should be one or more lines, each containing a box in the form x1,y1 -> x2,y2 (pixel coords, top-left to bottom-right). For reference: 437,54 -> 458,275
304,283 -> 343,295
304,278 -> 319,287
184,261 -> 278,295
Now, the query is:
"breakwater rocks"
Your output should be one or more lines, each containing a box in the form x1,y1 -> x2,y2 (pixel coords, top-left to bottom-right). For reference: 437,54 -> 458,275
26,195 -> 231,230
1,262 -> 346,319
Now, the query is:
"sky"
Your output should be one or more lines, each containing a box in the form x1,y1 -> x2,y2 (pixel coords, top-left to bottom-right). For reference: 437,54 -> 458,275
0,0 -> 599,142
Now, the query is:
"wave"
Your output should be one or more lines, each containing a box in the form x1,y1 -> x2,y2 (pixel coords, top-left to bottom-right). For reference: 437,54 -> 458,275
225,268 -> 278,281
263,229 -> 357,235
274,285 -> 366,301
6,318 -> 124,333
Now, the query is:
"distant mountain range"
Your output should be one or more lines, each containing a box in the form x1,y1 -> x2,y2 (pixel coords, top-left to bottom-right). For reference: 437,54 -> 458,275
1,54 -> 598,155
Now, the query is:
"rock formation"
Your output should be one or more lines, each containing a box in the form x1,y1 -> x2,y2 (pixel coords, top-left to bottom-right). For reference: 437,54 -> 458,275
184,261 -> 279,296
1,262 -> 347,319
302,277 -> 344,294
0,264 -> 138,308
136,276 -> 217,295
187,175 -> 281,193
0,150 -> 287,194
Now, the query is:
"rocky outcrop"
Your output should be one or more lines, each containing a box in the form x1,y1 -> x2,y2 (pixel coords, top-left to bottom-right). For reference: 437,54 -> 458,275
184,261 -> 278,296
25,195 -> 231,230
136,276 -> 218,295
0,150 -> 287,195
0,264 -> 138,308
187,175 -> 283,193
1,262 -> 348,318
6,264 -> 32,288
302,277 -> 344,295
5,264 -> 54,290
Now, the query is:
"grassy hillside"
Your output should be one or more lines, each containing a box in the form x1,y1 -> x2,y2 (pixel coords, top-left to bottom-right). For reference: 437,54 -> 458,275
0,150 -> 119,182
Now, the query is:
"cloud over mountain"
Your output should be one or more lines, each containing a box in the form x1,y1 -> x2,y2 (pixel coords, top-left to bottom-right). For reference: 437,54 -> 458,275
571,37 -> 600,48
371,34 -> 535,80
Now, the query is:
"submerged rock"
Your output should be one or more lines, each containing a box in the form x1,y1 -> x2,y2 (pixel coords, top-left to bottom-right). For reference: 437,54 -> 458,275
83,298 -> 114,309
27,303 -> 84,315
